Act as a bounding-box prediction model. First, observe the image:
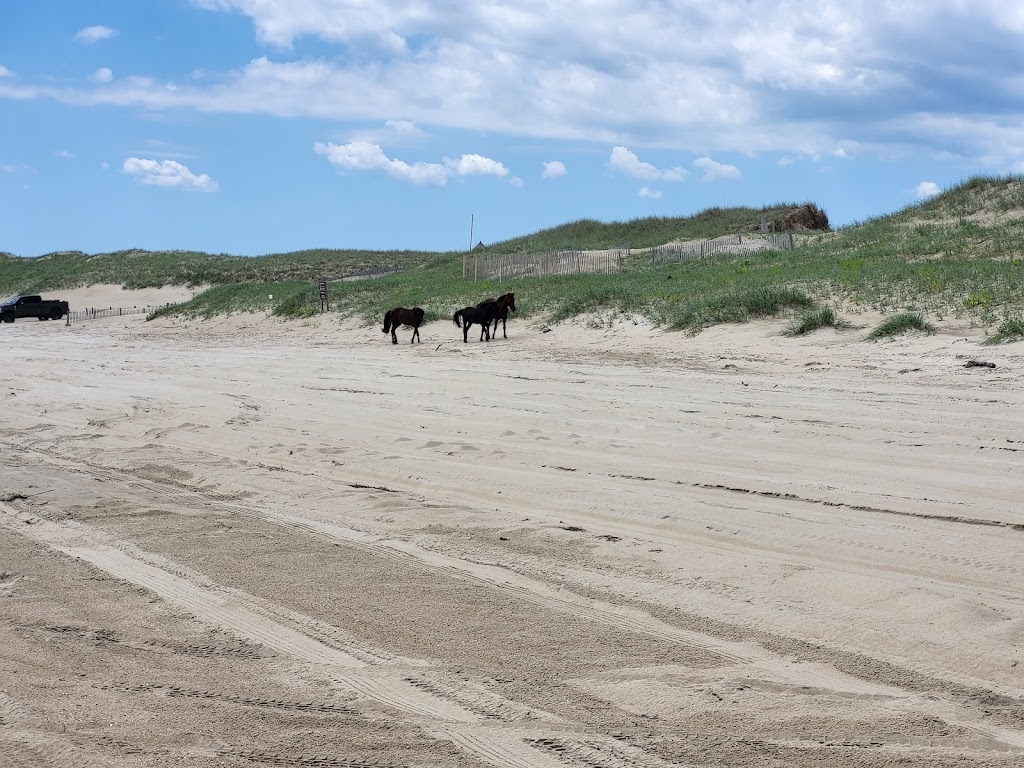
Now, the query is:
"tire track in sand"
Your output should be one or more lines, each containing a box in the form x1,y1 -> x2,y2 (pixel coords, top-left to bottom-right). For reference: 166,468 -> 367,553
0,503 -> 577,768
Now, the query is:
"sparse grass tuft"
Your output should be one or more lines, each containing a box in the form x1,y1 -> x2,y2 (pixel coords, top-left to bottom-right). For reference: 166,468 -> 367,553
982,317 -> 1024,345
865,312 -> 936,340
782,307 -> 853,336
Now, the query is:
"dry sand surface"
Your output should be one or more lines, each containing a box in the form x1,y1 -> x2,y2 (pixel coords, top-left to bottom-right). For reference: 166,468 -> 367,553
2,287 -> 1023,768
54,285 -> 207,312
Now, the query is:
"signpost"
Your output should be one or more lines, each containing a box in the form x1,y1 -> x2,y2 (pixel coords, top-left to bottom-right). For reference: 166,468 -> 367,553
318,280 -> 329,312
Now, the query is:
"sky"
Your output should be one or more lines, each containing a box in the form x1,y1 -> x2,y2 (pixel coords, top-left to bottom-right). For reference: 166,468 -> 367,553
2,1 -> 1023,257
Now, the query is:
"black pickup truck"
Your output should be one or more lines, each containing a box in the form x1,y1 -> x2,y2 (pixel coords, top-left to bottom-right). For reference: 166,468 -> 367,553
1,294 -> 71,323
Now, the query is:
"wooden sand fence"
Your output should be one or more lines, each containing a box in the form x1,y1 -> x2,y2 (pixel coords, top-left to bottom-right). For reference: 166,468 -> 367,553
649,232 -> 796,265
475,249 -> 624,281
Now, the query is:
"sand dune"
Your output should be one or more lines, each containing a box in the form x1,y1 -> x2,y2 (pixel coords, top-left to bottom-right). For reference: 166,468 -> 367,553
1,288 -> 1022,767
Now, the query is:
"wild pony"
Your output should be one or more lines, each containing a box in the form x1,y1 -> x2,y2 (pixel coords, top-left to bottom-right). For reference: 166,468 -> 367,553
453,302 -> 500,343
476,292 -> 516,339
382,307 -> 425,344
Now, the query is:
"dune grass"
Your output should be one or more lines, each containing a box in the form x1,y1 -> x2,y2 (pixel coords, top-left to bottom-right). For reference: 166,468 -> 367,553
782,307 -> 854,337
982,318 -> 1024,345
866,313 -> 936,340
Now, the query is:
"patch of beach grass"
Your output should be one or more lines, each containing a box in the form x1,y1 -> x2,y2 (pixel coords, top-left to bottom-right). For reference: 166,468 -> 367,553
669,286 -> 816,333
982,317 -> 1024,345
866,312 -> 936,340
782,307 -> 854,336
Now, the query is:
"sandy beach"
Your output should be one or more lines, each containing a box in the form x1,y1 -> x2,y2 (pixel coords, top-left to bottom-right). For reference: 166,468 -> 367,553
2,286 -> 1022,767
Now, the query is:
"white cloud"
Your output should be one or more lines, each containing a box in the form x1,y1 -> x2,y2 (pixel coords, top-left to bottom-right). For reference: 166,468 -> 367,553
91,68 -> 114,83
101,162 -> 110,170
542,160 -> 567,179
74,26 -> 117,44
0,65 -> 11,77
509,176 -> 525,188
915,181 -> 941,199
778,155 -> 795,167
693,156 -> 741,182
0,2 -> 1020,171
609,147 -> 686,182
122,158 -> 218,191
446,153 -> 508,177
54,150 -> 74,159
314,141 -> 509,185
638,187 -> 662,199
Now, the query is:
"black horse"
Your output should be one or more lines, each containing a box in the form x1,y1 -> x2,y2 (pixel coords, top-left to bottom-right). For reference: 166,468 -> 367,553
382,307 -> 425,344
477,292 -> 516,339
453,302 -> 500,343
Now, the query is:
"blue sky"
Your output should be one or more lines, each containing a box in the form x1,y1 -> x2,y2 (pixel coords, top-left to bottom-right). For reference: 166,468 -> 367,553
2,1 -> 1022,257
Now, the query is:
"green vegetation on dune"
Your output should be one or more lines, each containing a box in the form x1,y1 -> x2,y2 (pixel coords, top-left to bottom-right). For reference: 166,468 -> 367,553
0,247 -> 437,294
982,317 -> 1024,345
9,176 -> 1024,338
866,313 -> 937,340
474,203 -> 809,254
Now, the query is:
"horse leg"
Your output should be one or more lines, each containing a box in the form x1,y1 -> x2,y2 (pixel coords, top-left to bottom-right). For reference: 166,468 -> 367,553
391,327 -> 398,344
411,325 -> 420,344
463,323 -> 469,343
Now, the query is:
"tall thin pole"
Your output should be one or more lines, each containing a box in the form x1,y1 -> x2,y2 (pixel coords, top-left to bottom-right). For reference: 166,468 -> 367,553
465,214 -> 474,279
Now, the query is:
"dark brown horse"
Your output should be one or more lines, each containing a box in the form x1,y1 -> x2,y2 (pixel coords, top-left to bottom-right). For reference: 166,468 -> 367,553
453,302 -> 500,343
382,307 -> 424,344
476,292 -> 516,339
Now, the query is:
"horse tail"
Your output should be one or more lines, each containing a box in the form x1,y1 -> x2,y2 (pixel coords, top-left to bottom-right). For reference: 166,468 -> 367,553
453,309 -> 463,328
382,310 -> 392,333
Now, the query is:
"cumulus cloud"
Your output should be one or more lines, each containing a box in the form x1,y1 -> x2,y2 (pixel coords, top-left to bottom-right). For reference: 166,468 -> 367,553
313,141 -> 509,185
693,156 -> 741,182
74,26 -> 117,44
91,68 -> 114,83
542,161 -> 567,179
447,153 -> 508,177
915,181 -> 941,199
54,150 -> 74,159
609,147 -> 686,182
638,187 -> 662,199
0,65 -> 10,77
1,2 -> 1021,171
123,158 -> 218,191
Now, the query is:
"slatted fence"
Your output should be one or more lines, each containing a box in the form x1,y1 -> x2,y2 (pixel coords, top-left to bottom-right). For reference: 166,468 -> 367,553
67,304 -> 171,323
475,249 -> 624,281
649,233 -> 796,265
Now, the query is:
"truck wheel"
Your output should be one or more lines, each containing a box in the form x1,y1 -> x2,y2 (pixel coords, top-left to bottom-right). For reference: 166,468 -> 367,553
49,308 -> 63,321
1,312 -> 14,323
